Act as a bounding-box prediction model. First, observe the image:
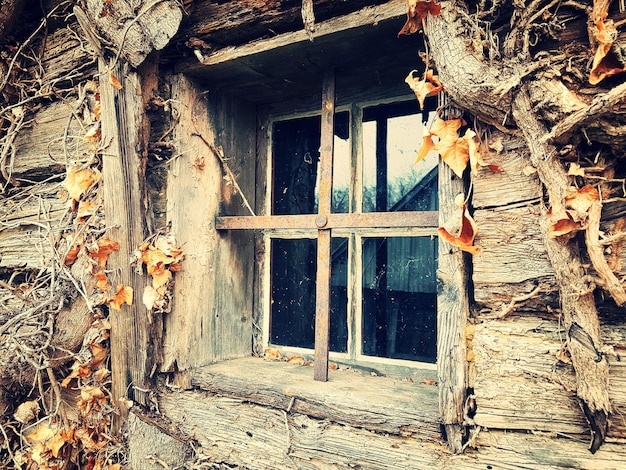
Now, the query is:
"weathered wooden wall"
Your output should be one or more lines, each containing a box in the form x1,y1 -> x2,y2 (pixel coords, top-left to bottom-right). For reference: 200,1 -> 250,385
161,76 -> 255,372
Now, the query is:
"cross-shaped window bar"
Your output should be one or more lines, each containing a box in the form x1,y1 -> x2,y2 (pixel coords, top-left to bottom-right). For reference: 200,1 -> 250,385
216,70 -> 438,381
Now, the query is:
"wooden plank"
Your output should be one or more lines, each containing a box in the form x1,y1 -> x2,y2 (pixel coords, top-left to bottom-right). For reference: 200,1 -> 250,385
99,58 -> 153,422
183,0 -> 402,65
216,211 -> 439,230
437,136 -> 470,452
191,357 -> 440,438
472,316 -> 626,437
162,78 -> 254,372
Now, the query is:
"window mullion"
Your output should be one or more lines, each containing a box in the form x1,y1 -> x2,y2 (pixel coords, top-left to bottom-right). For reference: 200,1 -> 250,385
314,69 -> 335,381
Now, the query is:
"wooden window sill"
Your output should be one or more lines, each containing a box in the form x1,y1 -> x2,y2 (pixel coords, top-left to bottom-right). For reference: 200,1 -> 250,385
189,356 -> 441,441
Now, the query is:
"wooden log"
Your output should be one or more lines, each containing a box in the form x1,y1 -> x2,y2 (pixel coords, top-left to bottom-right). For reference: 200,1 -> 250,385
162,77 -> 254,372
158,388 -> 447,469
81,0 -> 183,67
472,316 -> 626,438
445,429 -> 626,469
11,100 -> 89,180
183,0 -> 393,51
437,119 -> 470,452
191,357 -> 440,440
0,183 -> 68,269
98,57 -> 154,423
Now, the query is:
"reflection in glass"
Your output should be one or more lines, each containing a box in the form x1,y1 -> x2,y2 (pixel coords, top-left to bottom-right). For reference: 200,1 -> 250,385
270,238 -> 348,352
362,236 -> 437,362
272,112 -> 350,215
363,102 -> 438,213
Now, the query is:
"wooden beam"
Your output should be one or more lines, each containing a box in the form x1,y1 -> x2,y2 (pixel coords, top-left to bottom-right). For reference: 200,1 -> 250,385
437,120 -> 470,451
183,0 -> 406,69
99,58 -> 153,429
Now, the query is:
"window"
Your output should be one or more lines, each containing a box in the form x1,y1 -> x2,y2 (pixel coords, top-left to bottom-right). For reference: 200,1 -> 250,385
266,93 -> 439,372
216,72 -> 440,379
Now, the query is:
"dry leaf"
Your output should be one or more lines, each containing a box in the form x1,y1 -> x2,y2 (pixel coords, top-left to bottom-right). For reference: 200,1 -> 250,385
415,127 -> 436,163
109,72 -> 123,90
95,271 -> 111,292
589,18 -> 624,84
287,355 -> 305,365
89,236 -> 120,268
565,185 -> 600,213
264,347 -> 281,360
398,0 -> 442,36
63,167 -> 101,202
438,203 -> 481,255
142,285 -> 160,310
64,245 -> 80,266
109,285 -> 133,311
568,162 -> 586,177
422,378 -> 437,385
463,129 -> 486,175
405,69 -> 443,109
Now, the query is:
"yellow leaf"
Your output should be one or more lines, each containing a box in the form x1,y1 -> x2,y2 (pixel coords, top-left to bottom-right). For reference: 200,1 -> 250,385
434,134 -> 470,178
151,264 -> 172,290
415,129 -> 436,164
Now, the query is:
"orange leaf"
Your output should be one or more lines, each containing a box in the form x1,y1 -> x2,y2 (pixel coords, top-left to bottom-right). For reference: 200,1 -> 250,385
430,117 -> 463,138
415,130 -> 436,163
565,185 -> 600,213
109,72 -> 123,90
151,264 -> 172,289
405,69 -> 443,109
589,19 -> 624,84
64,245 -> 80,266
438,203 -> 481,254
548,215 -> 582,240
63,167 -> 101,202
434,134 -> 470,178
463,129 -> 486,175
264,347 -> 281,360
398,0 -> 442,36
109,285 -> 133,311
95,271 -> 111,292
89,236 -> 120,267
287,355 -> 305,365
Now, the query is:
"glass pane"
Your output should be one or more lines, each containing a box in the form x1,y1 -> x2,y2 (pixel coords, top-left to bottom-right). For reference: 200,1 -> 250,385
361,236 -> 437,362
272,112 -> 350,215
363,102 -> 438,212
270,238 -> 348,352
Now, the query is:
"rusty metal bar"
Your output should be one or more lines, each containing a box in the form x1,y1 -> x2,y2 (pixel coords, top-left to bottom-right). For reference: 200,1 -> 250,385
314,70 -> 335,382
215,211 -> 438,230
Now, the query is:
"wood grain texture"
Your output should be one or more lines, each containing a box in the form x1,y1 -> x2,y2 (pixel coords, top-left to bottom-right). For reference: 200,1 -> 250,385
191,357 -> 440,439
437,139 -> 470,452
162,76 -> 254,372
0,183 -> 68,269
99,58 -> 153,419
472,316 -> 626,438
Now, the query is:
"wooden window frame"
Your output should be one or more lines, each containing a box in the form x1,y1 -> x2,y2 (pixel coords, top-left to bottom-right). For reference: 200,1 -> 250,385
216,71 -> 439,381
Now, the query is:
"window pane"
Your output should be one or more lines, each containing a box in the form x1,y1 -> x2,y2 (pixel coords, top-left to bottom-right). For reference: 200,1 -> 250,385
363,102 -> 438,212
272,112 -> 350,215
270,238 -> 348,352
361,236 -> 437,362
